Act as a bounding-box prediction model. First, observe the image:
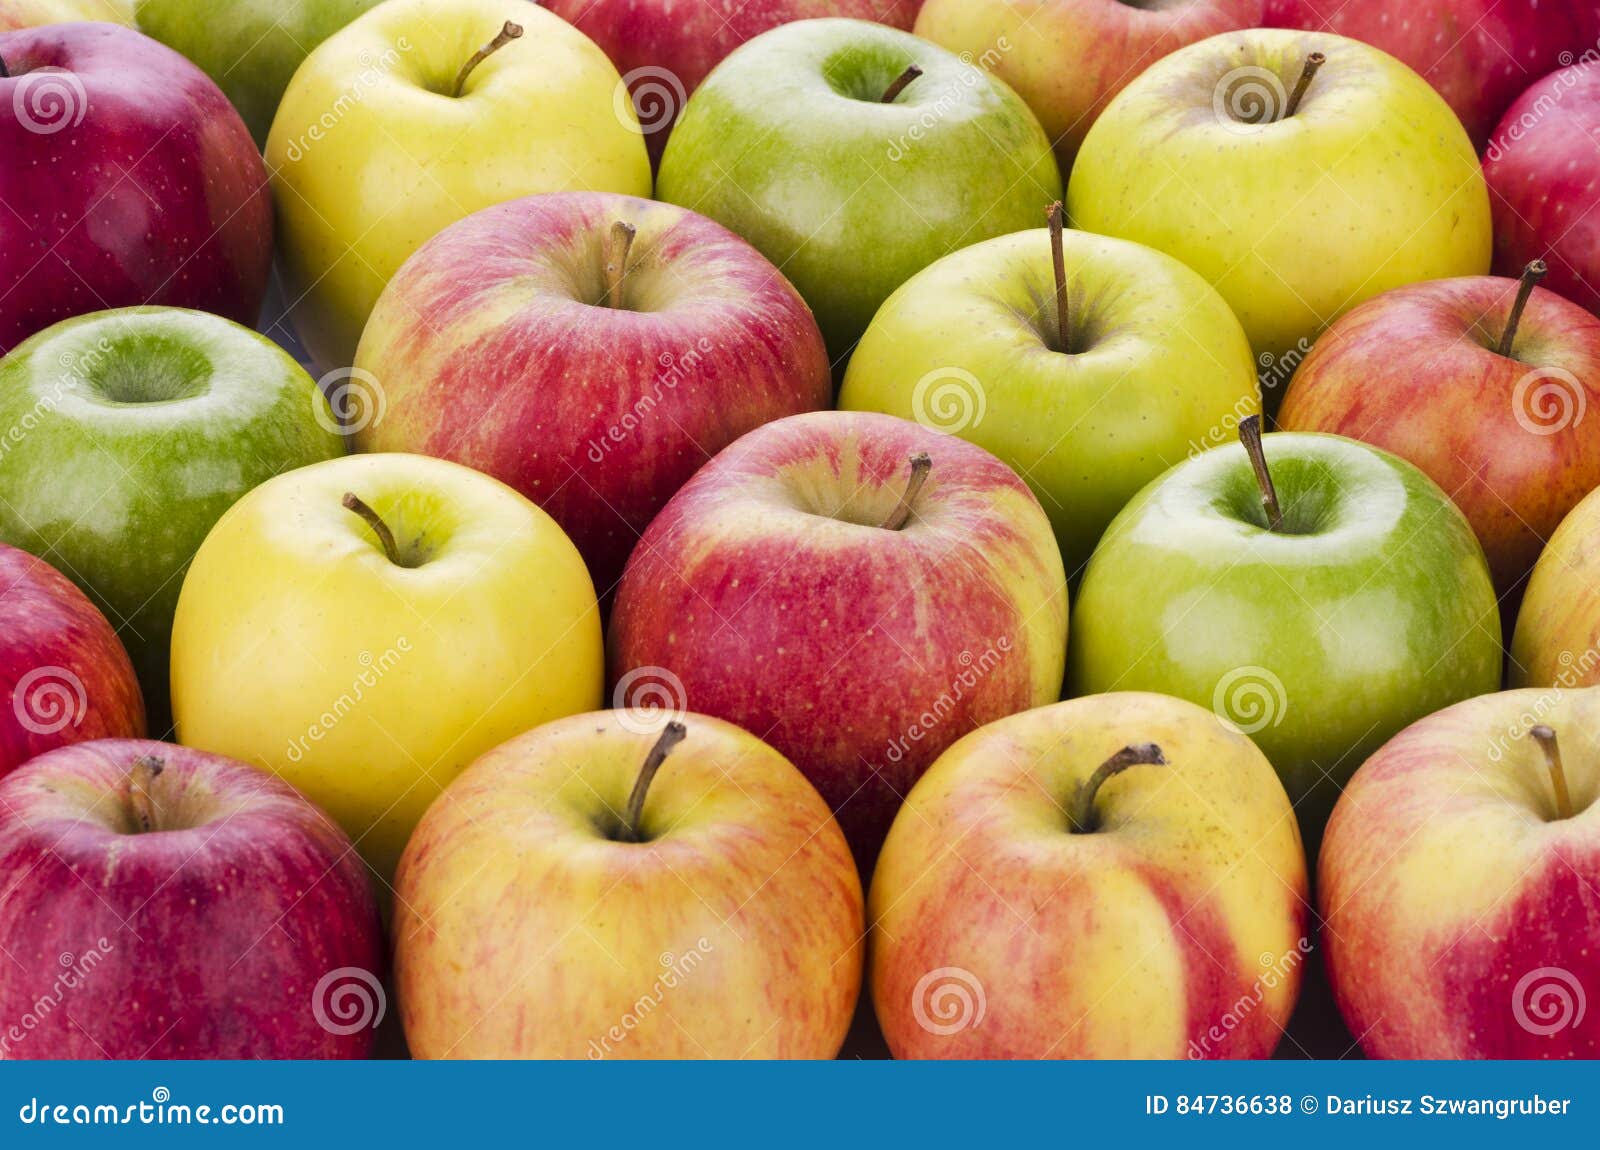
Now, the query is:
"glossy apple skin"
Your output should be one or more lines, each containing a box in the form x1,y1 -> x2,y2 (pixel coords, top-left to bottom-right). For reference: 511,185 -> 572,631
0,0 -> 129,28
1512,486 -> 1600,690
657,18 -> 1061,359
545,0 -> 920,165
840,227 -> 1260,577
1068,29 -> 1491,365
0,545 -> 143,778
268,0 -> 652,372
915,0 -> 1264,174
1320,688 -> 1600,1058
395,711 -> 863,1058
0,739 -> 384,1059
171,453 -> 605,883
0,24 -> 271,353
354,192 -> 830,599
1280,276 -> 1600,599
1068,433 -> 1503,841
871,692 -> 1306,1059
1485,64 -> 1600,319
609,411 -> 1069,870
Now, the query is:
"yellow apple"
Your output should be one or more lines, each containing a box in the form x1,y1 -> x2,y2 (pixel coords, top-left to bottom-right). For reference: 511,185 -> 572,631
265,0 -> 651,371
170,453 -> 603,883
1512,485 -> 1600,690
0,0 -> 131,29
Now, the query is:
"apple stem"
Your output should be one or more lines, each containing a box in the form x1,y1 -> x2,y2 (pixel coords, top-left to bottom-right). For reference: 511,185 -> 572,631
127,755 -> 164,834
603,220 -> 637,310
1281,51 -> 1325,119
1046,201 -> 1071,354
1529,725 -> 1575,821
1497,260 -> 1548,359
882,452 -> 932,531
1069,743 -> 1165,834
1238,415 -> 1284,532
342,492 -> 403,566
451,20 -> 523,98
620,720 -> 688,843
880,65 -> 923,104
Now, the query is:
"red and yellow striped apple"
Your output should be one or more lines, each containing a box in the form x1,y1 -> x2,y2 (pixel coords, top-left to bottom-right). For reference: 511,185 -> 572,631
1512,485 -> 1600,690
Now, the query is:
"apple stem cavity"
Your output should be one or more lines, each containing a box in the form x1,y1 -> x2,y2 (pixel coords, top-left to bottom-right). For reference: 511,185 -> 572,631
880,65 -> 923,104
1529,724 -> 1575,821
341,492 -> 403,567
1238,415 -> 1284,532
452,20 -> 523,98
1046,201 -> 1071,354
1497,260 -> 1548,359
620,720 -> 688,843
1282,51 -> 1326,119
0,55 -> 8,80
1069,743 -> 1166,834
127,755 -> 165,834
603,220 -> 638,310
883,452 -> 933,531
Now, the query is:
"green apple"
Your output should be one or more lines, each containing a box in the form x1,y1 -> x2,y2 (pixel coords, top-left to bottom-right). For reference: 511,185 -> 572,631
1067,29 -> 1491,370
266,0 -> 652,372
840,215 -> 1260,576
1067,426 -> 1501,840
0,307 -> 345,731
657,17 -> 1061,359
135,0 -> 383,149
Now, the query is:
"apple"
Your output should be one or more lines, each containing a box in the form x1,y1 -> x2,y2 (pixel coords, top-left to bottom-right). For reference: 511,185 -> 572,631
1320,689 -> 1600,1058
870,692 -> 1307,1059
543,0 -> 921,166
1511,485 -> 1600,691
1067,29 -> 1492,370
840,207 -> 1260,577
1067,425 -> 1503,842
609,410 -> 1069,870
914,0 -> 1265,175
395,711 -> 863,1058
0,307 -> 346,732
0,0 -> 129,28
0,738 -> 384,1058
268,0 -> 652,373
353,191 -> 831,599
0,22 -> 271,354
135,0 -> 383,149
656,18 -> 1062,359
1,544 -> 143,778
170,453 -> 605,883
1485,62 -> 1600,320
1279,263 -> 1600,602
1266,0 -> 1593,150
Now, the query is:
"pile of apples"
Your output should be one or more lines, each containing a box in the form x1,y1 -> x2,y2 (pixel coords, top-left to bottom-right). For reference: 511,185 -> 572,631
0,0 -> 1597,1062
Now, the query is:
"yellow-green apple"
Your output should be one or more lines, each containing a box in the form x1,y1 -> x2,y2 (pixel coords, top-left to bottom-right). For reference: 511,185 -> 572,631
1067,29 -> 1492,371
543,0 -> 921,165
657,18 -> 1061,359
1,545 -> 143,778
1068,427 -> 1503,842
840,211 -> 1259,577
1512,486 -> 1600,690
170,453 -> 604,884
0,0 -> 129,30
0,23 -> 271,352
394,711 -> 863,1058
267,0 -> 651,372
353,192 -> 831,599
1320,690 -> 1600,1057
1486,62 -> 1600,319
870,692 -> 1307,1059
914,0 -> 1265,175
1280,263 -> 1600,601
0,308 -> 346,732
0,739 -> 384,1058
608,410 -> 1069,870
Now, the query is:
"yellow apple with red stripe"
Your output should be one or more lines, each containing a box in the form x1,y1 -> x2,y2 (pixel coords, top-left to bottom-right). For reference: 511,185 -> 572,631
1512,486 -> 1600,690
869,691 -> 1308,1059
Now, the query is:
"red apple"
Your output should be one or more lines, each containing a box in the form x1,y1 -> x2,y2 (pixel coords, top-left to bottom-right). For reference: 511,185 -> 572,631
0,739 -> 384,1059
608,410 -> 1069,870
354,192 -> 830,598
1279,264 -> 1600,599
1486,61 -> 1600,318
1320,689 -> 1600,1058
1,543 -> 143,778
0,23 -> 271,352
543,0 -> 922,164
